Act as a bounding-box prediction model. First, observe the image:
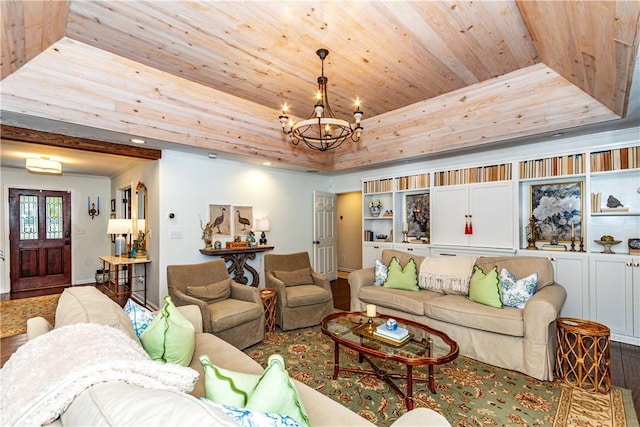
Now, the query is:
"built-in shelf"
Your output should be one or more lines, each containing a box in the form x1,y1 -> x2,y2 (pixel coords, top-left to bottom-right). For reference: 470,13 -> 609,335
590,146 -> 639,172
519,153 -> 585,179
435,163 -> 511,186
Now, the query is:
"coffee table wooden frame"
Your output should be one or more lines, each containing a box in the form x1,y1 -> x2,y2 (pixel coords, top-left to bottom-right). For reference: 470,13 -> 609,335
321,311 -> 459,410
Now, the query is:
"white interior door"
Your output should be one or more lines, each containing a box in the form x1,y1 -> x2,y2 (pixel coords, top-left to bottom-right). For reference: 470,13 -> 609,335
313,191 -> 337,281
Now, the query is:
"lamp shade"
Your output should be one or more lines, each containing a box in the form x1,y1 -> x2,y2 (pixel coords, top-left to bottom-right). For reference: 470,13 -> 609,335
107,219 -> 132,235
26,157 -> 62,174
254,218 -> 271,232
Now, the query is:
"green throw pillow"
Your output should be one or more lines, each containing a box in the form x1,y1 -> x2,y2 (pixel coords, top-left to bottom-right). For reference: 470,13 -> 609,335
200,354 -> 310,427
382,257 -> 419,291
140,295 -> 195,366
468,265 -> 502,308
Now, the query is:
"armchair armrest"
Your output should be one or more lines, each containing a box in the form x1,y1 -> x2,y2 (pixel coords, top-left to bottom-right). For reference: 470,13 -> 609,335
348,267 -> 375,312
266,272 -> 288,304
26,317 -> 53,341
230,281 -> 261,305
311,271 -> 331,292
171,288 -> 212,334
523,283 -> 567,344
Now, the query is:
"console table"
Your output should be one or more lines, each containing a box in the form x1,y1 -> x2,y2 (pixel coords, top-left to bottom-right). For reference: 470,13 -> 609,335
199,246 -> 274,287
99,256 -> 151,306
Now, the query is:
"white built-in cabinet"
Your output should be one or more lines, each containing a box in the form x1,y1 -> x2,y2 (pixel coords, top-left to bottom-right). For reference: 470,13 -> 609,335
519,251 -> 588,319
589,255 -> 640,342
431,182 -> 513,249
360,142 -> 640,344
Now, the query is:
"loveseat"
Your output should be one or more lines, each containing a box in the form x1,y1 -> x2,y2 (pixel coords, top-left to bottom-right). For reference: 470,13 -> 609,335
6,286 -> 449,426
349,250 -> 567,381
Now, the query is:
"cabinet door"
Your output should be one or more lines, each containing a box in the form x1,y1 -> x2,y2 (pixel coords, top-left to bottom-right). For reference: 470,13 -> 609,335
362,242 -> 392,268
430,186 -> 469,246
590,255 -> 634,336
393,243 -> 430,259
469,182 -> 513,248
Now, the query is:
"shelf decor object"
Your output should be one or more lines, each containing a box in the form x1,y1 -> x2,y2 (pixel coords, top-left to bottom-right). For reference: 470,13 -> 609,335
594,239 -> 622,254
278,48 -> 363,151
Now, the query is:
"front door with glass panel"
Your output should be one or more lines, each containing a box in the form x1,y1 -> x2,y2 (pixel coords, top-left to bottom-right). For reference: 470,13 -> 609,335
9,189 -> 72,292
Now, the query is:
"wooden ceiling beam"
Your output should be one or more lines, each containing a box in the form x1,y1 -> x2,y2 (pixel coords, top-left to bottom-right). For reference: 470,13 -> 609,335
0,124 -> 162,160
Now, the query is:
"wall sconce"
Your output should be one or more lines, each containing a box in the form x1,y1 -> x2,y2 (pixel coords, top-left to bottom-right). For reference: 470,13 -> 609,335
255,218 -> 271,245
107,218 -> 132,256
88,196 -> 100,219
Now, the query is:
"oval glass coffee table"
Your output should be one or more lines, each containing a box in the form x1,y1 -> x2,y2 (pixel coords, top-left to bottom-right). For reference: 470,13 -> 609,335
321,311 -> 459,410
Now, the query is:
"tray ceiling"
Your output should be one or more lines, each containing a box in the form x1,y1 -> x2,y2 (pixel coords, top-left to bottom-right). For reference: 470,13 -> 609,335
1,1 -> 639,172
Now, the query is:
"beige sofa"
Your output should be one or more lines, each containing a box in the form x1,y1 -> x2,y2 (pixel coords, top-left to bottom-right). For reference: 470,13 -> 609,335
17,286 -> 449,426
349,250 -> 567,381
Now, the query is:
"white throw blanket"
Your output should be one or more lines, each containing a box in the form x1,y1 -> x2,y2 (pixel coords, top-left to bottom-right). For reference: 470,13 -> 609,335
0,323 -> 199,426
419,256 -> 477,294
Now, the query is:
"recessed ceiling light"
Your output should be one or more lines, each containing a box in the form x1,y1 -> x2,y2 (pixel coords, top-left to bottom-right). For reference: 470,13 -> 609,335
262,161 -> 271,166
208,153 -> 217,159
130,138 -> 146,144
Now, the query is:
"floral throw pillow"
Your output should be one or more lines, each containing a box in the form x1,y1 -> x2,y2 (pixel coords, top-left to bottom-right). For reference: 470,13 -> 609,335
374,259 -> 388,286
123,298 -> 155,338
499,268 -> 538,309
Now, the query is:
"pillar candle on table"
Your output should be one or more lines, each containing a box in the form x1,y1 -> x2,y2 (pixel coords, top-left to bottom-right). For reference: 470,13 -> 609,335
366,304 -> 377,317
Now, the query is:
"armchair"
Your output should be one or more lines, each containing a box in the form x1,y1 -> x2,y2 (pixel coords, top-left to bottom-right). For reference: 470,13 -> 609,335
167,259 -> 264,349
264,252 -> 333,331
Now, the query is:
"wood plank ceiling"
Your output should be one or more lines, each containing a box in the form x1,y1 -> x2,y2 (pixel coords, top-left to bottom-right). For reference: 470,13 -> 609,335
1,1 -> 639,172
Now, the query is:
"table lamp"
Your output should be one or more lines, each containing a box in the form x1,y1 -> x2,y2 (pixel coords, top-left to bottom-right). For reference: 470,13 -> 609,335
107,218 -> 132,256
255,218 -> 271,245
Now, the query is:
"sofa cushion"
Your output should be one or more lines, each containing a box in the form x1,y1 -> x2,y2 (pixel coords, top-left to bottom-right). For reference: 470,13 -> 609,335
424,294 -> 524,337
200,354 -> 310,427
359,286 -> 440,316
200,400 -> 304,427
499,268 -> 538,309
468,265 -> 502,308
383,257 -> 419,291
381,249 -> 427,269
285,285 -> 332,308
140,295 -> 195,366
54,286 -> 138,341
187,278 -> 232,303
61,382 -> 239,427
208,299 -> 264,333
274,268 -> 313,286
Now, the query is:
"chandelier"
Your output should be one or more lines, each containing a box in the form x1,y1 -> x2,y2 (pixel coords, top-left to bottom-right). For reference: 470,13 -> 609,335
279,48 -> 363,151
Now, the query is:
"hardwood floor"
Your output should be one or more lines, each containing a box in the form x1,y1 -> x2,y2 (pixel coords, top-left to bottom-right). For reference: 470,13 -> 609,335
1,278 -> 638,420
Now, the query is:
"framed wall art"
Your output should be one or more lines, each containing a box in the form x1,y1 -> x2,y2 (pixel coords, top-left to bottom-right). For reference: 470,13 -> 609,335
530,181 -> 582,242
405,193 -> 430,239
233,206 -> 253,236
209,204 -> 232,236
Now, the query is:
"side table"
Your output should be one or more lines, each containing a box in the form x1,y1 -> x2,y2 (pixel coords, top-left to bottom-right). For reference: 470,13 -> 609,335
555,317 -> 611,393
259,288 -> 277,333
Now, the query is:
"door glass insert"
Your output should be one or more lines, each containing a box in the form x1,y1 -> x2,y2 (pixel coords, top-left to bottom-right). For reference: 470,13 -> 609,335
19,195 -> 38,240
46,196 -> 63,239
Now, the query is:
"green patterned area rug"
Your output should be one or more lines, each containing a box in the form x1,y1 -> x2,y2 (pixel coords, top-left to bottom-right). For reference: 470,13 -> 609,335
244,326 -> 638,427
0,294 -> 59,338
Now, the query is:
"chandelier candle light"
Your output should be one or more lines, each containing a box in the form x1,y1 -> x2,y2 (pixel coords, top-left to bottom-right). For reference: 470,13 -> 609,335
279,48 -> 363,151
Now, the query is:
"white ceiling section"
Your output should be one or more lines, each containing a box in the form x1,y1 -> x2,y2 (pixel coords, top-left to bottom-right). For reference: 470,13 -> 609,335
1,1 -> 639,173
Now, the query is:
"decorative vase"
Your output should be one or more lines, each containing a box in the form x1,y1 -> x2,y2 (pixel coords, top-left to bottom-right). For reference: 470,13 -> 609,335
369,207 -> 381,217
203,235 -> 213,250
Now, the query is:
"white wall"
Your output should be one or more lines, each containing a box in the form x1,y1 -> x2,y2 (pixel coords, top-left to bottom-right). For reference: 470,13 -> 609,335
154,150 -> 332,306
0,168 -> 111,292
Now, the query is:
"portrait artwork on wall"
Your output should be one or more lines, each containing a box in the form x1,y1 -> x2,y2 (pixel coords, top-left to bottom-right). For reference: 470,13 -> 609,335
405,193 -> 430,240
530,181 -> 582,242
209,204 -> 232,237
233,206 -> 253,236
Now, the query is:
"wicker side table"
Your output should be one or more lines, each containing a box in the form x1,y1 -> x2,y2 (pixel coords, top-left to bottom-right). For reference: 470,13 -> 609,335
555,317 -> 611,393
259,288 -> 277,333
